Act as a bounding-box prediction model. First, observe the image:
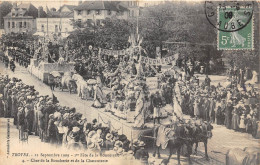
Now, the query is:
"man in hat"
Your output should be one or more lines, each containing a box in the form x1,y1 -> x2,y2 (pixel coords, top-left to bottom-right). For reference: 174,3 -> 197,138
204,75 -> 211,88
209,96 -> 216,123
203,95 -> 210,121
134,141 -> 149,164
152,91 -> 163,124
105,133 -> 114,150
43,100 -> 56,141
11,90 -> 18,126
25,96 -> 34,135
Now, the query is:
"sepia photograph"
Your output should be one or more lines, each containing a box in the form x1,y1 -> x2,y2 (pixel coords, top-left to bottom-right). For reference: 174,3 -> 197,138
0,0 -> 259,164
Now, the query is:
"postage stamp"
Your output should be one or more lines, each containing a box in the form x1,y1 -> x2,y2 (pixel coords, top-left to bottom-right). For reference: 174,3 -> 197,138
217,7 -> 254,50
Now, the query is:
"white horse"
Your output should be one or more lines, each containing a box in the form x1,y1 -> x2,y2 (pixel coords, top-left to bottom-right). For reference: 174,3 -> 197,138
61,72 -> 76,93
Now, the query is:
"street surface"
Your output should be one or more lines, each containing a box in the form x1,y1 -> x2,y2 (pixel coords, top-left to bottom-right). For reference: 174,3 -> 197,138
0,61 -> 259,165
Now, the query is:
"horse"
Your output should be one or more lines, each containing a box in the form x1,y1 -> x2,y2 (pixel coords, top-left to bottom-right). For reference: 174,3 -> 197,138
190,121 -> 213,160
76,79 -> 90,99
61,72 -> 76,94
72,74 -> 86,98
152,123 -> 193,165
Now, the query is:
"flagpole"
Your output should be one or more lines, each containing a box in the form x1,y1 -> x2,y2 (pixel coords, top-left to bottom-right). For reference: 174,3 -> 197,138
46,5 -> 48,37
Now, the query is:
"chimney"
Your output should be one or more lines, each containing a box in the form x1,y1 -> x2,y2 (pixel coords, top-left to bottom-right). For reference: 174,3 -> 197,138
38,6 -> 43,18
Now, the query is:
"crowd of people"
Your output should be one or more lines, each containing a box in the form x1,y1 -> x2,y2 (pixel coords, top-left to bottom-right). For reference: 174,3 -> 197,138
171,67 -> 260,137
0,73 -> 153,164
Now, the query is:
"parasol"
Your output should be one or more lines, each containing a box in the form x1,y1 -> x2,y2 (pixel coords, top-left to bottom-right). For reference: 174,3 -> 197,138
50,71 -> 61,78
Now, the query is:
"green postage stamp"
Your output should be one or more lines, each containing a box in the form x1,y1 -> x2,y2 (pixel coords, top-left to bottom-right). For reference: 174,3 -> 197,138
218,7 -> 254,50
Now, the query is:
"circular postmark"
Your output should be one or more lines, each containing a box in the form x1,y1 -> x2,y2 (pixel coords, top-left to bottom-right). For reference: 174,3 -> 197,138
205,1 -> 254,32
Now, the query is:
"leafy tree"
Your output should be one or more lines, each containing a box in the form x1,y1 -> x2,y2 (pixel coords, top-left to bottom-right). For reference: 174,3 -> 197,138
69,18 -> 134,49
0,1 -> 12,29
139,2 -> 177,58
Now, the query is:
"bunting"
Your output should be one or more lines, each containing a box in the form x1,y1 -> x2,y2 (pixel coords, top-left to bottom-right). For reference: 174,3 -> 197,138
99,48 -> 127,56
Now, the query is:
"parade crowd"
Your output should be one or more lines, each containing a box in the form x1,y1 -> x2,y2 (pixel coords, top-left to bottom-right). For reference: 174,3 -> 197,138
171,67 -> 260,137
0,73 -> 152,164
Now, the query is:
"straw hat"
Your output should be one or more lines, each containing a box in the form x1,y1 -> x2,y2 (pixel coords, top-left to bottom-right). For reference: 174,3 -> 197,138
116,148 -> 124,155
88,131 -> 96,138
87,142 -> 96,149
72,127 -> 80,133
114,140 -> 123,148
138,141 -> 145,147
106,133 -> 113,140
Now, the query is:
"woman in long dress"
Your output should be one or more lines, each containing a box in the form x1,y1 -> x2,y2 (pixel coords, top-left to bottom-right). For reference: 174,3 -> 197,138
193,98 -> 200,119
92,83 -> 106,108
134,91 -> 145,128
231,108 -> 240,131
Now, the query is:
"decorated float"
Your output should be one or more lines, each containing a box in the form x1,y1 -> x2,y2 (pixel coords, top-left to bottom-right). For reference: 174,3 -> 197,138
27,40 -> 75,83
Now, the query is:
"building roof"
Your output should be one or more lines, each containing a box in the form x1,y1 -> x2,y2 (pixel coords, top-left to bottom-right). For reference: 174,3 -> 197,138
74,1 -> 128,11
47,11 -> 74,18
4,3 -> 38,18
58,5 -> 77,12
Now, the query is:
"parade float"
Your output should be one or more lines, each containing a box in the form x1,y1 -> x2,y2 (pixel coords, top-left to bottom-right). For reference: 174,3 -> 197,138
86,34 -> 181,141
28,40 -> 75,83
27,33 -> 182,141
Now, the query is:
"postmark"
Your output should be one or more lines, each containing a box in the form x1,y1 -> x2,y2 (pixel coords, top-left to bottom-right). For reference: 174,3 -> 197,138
205,1 -> 254,50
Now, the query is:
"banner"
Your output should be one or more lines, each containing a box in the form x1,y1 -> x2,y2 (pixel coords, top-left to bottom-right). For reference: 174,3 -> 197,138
99,48 -> 126,56
140,53 -> 179,66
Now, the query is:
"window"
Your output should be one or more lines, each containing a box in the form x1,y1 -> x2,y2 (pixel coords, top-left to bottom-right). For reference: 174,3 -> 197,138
107,10 -> 111,15
19,22 -> 22,28
24,22 -> 26,28
87,10 -> 90,15
55,25 -> 58,32
12,22 -> 15,28
41,24 -> 44,32
96,10 -> 100,15
8,22 -> 10,28
78,10 -> 82,15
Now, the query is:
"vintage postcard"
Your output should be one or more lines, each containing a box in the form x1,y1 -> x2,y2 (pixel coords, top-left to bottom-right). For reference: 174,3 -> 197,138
0,0 -> 259,165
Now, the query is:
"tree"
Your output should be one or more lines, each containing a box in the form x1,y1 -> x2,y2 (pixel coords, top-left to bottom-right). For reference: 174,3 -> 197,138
139,2 -> 177,58
139,2 -> 223,62
95,18 -> 134,49
69,18 -> 134,49
0,1 -> 12,29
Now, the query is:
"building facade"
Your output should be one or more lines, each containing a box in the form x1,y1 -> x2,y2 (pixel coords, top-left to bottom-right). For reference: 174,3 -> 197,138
35,5 -> 75,38
120,1 -> 140,17
73,1 -> 129,24
3,3 -> 38,34
36,17 -> 74,38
